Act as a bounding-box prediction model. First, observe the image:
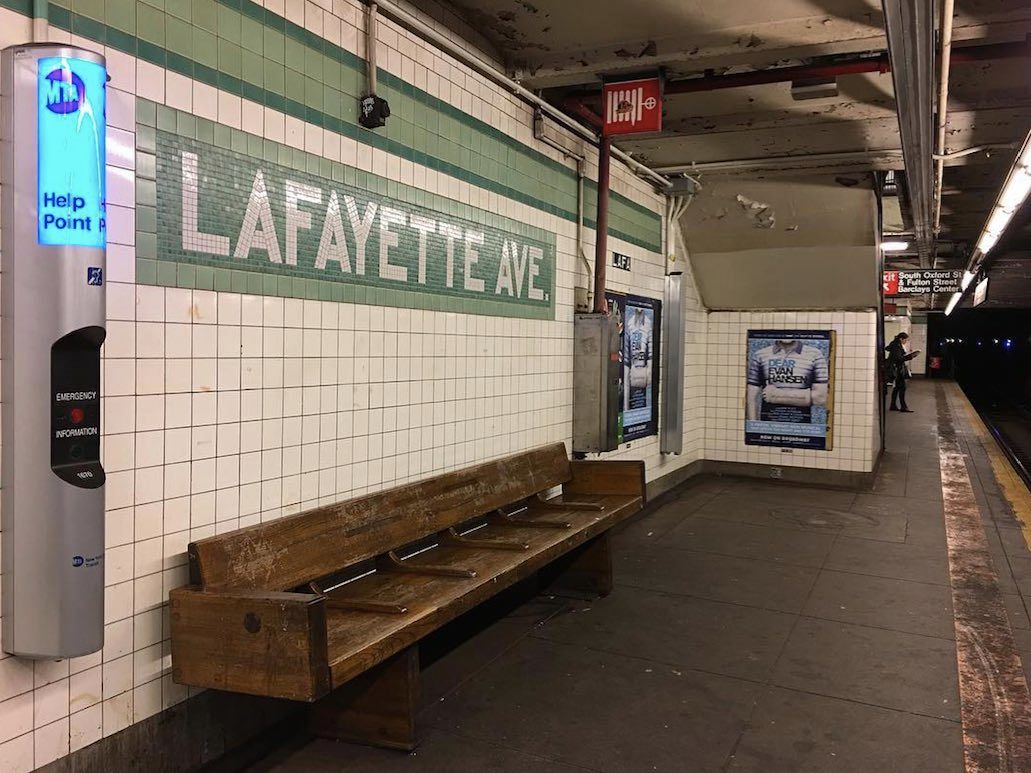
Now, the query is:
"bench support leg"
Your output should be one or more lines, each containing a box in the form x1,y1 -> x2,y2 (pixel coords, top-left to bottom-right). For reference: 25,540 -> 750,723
548,532 -> 614,597
308,646 -> 419,751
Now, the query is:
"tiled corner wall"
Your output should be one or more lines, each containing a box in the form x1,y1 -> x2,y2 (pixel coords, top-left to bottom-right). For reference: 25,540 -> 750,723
704,310 -> 879,472
0,0 -> 707,768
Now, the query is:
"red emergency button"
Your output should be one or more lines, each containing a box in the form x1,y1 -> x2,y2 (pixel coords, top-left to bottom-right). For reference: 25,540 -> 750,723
69,407 -> 85,424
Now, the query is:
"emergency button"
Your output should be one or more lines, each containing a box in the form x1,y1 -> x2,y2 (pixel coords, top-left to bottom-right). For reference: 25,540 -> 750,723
69,407 -> 85,424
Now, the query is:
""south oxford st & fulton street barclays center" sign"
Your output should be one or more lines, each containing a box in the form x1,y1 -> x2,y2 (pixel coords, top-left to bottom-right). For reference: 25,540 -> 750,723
883,269 -> 962,296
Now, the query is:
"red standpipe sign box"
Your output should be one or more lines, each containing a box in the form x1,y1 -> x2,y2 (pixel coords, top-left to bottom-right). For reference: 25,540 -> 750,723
603,77 -> 662,136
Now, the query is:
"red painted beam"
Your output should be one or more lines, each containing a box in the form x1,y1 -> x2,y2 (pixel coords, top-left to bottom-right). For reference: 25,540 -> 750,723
564,39 -> 1029,105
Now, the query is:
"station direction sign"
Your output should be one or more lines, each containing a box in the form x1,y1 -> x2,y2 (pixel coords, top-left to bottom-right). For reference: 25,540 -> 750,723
973,276 -> 989,306
883,269 -> 962,296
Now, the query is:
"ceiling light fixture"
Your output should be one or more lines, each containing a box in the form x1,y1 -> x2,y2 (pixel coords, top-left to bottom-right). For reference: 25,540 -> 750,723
947,128 -> 1031,315
944,291 -> 962,316
880,240 -> 910,252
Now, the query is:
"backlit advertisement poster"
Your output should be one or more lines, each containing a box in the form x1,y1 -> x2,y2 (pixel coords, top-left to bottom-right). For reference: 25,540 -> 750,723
606,292 -> 661,442
745,330 -> 835,450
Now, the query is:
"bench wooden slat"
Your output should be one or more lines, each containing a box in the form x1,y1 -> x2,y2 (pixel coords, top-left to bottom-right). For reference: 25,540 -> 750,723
190,443 -> 572,592
320,493 -> 641,684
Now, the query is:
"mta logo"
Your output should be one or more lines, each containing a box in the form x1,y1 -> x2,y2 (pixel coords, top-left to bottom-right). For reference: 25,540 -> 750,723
43,69 -> 85,114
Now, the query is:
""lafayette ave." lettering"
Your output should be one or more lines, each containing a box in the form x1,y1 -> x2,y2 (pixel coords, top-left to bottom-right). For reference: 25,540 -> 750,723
180,151 -> 548,302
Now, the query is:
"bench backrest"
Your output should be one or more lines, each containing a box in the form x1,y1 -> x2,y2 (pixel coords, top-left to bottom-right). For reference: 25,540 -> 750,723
189,443 -> 572,592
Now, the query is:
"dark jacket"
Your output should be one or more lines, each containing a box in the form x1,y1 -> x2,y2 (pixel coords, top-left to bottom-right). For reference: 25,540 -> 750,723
885,338 -> 910,382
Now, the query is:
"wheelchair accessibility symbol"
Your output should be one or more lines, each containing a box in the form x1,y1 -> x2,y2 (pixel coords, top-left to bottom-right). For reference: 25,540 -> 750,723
87,267 -> 103,286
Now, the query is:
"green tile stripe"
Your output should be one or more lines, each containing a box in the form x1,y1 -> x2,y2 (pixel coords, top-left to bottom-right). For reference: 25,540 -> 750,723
0,0 -> 661,251
136,99 -> 556,319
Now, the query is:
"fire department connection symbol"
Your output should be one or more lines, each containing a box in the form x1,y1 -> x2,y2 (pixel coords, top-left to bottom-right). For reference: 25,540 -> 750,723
603,77 -> 663,136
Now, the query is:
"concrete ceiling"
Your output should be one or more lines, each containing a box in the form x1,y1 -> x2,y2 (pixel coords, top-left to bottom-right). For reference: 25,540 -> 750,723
413,0 -> 1031,307
681,175 -> 880,309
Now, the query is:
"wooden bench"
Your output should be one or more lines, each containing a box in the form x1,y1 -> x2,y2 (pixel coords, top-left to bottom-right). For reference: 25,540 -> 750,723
169,442 -> 644,751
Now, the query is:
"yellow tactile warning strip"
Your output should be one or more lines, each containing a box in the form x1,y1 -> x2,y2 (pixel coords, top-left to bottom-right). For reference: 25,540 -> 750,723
951,386 -> 1031,551
939,383 -> 1031,771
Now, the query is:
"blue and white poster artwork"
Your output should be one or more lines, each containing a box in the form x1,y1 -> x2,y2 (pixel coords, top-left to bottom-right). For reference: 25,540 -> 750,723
745,330 -> 835,450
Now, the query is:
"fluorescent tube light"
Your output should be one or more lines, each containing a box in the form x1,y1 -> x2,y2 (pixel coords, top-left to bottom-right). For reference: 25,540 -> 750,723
880,240 -> 909,252
973,129 -> 1031,259
977,230 -> 1000,255
997,168 -> 1031,211
960,270 -> 975,291
945,291 -> 962,316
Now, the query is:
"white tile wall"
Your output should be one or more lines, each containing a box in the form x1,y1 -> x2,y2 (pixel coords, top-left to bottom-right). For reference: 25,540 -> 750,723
0,1 -> 881,767
704,311 -> 879,472
0,2 -> 702,769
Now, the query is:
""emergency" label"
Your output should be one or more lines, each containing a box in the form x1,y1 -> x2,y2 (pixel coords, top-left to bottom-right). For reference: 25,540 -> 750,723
55,391 -> 97,401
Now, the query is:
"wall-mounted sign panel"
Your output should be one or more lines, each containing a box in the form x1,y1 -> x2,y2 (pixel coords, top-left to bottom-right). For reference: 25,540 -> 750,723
973,275 -> 989,307
612,251 -> 631,271
159,133 -> 556,320
603,77 -> 662,136
2,45 -> 108,660
883,269 -> 961,296
606,292 -> 661,442
745,330 -> 835,451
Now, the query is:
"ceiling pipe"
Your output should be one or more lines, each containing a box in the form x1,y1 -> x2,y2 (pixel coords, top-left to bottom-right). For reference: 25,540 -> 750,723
665,58 -> 890,94
881,0 -> 936,266
594,137 -> 612,314
651,143 -> 1017,175
365,2 -> 378,95
933,0 -> 955,236
934,143 -> 1018,161
533,110 -> 592,305
653,149 -> 905,174
365,0 -> 670,189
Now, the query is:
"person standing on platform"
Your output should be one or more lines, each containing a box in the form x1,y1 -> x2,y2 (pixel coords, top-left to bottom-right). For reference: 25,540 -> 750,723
886,332 -> 920,412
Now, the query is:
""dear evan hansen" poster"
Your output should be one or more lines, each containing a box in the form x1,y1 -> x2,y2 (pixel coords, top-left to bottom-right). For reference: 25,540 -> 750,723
745,330 -> 835,450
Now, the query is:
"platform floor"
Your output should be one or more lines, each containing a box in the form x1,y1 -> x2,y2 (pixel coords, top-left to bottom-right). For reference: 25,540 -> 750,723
250,380 -> 1031,772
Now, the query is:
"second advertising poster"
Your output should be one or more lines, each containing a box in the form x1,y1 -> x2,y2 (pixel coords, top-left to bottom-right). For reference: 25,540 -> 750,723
606,292 -> 662,442
744,330 -> 835,450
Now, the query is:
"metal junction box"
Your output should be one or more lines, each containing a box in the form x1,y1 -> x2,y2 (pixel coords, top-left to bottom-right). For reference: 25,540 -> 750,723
572,313 -> 621,453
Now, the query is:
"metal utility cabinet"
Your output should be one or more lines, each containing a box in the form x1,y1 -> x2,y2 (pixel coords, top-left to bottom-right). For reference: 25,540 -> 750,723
572,312 -> 621,453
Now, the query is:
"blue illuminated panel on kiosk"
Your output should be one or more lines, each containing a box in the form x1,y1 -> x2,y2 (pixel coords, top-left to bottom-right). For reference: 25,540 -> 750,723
36,56 -> 107,248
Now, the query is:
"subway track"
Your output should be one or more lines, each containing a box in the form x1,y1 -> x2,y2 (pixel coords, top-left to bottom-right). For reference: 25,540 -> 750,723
973,401 -> 1031,493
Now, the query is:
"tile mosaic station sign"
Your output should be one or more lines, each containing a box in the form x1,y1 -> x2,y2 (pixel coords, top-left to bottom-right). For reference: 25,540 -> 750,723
156,132 -> 556,318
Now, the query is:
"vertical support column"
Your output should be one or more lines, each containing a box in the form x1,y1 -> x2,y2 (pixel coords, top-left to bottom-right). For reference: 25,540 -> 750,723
309,647 -> 420,751
593,136 -> 611,313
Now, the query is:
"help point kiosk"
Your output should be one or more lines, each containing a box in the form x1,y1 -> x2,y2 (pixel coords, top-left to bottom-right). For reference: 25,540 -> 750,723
1,44 -> 107,658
